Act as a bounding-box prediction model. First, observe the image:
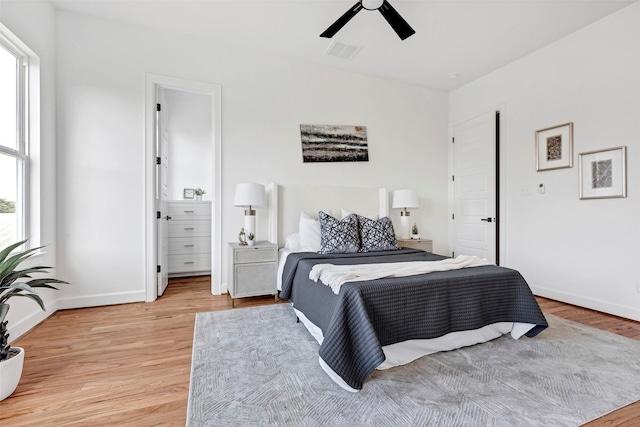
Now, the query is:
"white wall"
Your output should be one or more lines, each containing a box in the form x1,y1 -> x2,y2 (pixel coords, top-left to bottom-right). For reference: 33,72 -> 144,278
164,88 -> 213,201
0,1 -> 59,339
450,3 -> 640,321
54,11 -> 449,307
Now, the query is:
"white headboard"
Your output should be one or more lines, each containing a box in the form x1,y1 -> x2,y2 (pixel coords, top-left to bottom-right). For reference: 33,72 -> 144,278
267,183 -> 388,247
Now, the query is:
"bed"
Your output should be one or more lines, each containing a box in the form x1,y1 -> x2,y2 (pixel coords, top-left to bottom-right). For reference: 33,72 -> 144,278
270,184 -> 548,392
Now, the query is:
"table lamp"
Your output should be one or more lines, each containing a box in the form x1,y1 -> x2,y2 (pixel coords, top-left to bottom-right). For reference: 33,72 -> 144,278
233,183 -> 266,239
392,189 -> 419,239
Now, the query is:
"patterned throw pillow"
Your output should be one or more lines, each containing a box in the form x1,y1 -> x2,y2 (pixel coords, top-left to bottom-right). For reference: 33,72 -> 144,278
318,211 -> 360,254
358,215 -> 399,252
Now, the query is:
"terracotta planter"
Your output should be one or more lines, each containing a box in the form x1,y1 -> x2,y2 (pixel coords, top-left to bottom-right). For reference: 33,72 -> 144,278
0,347 -> 24,401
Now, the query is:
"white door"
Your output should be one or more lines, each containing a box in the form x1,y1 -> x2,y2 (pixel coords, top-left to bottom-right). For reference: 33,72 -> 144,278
452,111 -> 497,262
156,88 -> 170,296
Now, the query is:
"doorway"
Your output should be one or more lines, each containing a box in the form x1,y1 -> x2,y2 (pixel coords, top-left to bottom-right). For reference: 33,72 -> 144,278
144,74 -> 222,302
450,109 -> 502,264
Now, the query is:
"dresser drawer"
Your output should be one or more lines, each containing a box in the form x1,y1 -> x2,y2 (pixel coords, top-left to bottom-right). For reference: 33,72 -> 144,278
168,254 -> 211,273
234,246 -> 277,264
168,201 -> 211,220
168,237 -> 211,255
168,221 -> 211,237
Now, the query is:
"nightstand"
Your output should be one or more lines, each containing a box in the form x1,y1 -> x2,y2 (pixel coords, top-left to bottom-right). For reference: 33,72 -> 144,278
228,241 -> 278,308
396,238 -> 433,252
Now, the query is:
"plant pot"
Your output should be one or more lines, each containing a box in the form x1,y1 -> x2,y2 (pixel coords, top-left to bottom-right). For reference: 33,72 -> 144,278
0,347 -> 24,401
247,240 -> 255,247
195,195 -> 202,201
411,234 -> 420,240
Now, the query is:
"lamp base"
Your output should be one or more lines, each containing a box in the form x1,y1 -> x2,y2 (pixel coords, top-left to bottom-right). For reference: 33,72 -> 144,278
244,214 -> 256,239
398,215 -> 410,240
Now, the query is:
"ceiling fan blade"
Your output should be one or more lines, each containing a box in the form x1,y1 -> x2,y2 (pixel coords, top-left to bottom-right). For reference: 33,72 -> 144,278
320,2 -> 364,38
378,0 -> 415,40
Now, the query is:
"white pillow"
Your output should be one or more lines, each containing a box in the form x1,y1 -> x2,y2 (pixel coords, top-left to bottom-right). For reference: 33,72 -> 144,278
299,210 -> 332,252
341,208 -> 378,221
284,232 -> 302,252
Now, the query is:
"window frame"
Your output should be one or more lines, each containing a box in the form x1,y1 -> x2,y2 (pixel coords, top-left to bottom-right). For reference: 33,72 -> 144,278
0,27 -> 31,248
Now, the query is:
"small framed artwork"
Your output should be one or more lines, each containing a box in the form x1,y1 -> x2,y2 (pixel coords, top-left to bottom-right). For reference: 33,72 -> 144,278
536,122 -> 573,171
183,188 -> 195,199
579,146 -> 627,200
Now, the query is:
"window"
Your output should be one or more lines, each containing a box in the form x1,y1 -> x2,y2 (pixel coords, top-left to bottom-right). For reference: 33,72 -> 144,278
0,35 -> 28,248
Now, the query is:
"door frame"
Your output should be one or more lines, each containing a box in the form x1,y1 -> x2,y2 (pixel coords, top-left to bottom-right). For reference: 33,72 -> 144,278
144,74 -> 222,301
448,104 -> 507,264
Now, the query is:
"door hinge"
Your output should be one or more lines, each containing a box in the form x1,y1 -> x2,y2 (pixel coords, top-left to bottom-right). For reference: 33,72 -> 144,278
156,103 -> 161,111
452,213 -> 455,220
157,265 -> 161,273
157,211 -> 161,219
156,157 -> 161,165
452,251 -> 455,257
452,137 -> 455,143
452,175 -> 455,182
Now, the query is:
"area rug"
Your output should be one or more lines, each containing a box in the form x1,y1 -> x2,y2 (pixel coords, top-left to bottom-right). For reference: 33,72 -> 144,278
187,304 -> 640,426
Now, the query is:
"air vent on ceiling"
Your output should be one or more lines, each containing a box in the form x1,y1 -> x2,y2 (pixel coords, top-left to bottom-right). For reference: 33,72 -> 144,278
324,40 -> 363,61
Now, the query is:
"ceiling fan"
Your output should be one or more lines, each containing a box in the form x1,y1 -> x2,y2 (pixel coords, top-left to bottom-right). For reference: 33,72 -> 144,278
320,0 -> 416,41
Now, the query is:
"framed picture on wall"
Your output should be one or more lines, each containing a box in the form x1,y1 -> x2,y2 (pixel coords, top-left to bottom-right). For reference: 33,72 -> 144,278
579,146 -> 627,200
536,122 -> 573,171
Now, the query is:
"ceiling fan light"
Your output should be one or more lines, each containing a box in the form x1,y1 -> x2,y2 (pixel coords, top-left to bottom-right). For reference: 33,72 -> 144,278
361,0 -> 384,11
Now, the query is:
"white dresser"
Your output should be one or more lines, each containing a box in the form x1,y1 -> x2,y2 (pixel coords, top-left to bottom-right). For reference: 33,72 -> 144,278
168,200 -> 211,277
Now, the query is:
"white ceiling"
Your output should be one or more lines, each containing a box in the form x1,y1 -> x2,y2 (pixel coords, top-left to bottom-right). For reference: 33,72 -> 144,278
50,0 -> 636,92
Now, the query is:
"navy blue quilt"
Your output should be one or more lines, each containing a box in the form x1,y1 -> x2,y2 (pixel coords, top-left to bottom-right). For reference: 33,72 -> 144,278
279,249 -> 548,391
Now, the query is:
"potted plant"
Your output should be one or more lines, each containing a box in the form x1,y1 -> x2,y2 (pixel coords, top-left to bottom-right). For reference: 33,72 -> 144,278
194,188 -> 205,201
247,232 -> 255,246
411,223 -> 420,240
0,239 -> 67,401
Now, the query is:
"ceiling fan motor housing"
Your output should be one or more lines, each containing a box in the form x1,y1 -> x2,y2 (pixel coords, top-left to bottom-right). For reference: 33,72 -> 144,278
362,0 -> 384,10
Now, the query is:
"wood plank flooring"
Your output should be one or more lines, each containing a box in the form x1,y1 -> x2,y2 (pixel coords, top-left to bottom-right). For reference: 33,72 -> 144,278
1,276 -> 639,426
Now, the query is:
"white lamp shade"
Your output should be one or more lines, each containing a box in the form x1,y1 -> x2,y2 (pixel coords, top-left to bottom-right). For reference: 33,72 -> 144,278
233,183 -> 266,208
392,189 -> 419,209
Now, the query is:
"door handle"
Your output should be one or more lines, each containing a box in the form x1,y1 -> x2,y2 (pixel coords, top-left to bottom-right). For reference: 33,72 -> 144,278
480,217 -> 494,222
165,215 -> 172,220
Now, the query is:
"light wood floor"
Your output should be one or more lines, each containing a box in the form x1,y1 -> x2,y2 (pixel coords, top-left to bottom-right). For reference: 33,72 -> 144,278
1,276 -> 639,426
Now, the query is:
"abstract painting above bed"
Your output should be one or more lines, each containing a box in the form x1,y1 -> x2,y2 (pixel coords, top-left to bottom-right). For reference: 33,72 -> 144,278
279,249 -> 548,392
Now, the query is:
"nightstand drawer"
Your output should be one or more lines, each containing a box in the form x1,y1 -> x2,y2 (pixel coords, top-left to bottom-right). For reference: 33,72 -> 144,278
234,246 -> 277,264
232,263 -> 277,297
397,238 -> 433,252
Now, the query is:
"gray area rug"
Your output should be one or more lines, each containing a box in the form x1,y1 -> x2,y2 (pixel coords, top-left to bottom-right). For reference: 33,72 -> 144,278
188,304 -> 640,426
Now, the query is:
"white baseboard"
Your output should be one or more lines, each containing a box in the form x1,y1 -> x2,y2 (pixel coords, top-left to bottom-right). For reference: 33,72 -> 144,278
56,291 -> 146,310
532,286 -> 640,322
